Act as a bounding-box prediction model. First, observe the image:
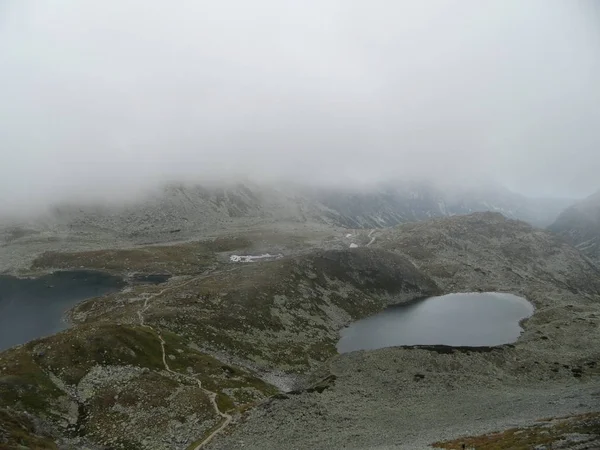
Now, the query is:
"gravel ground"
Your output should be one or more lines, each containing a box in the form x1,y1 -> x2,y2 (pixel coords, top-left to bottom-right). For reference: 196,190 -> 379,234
208,349 -> 600,450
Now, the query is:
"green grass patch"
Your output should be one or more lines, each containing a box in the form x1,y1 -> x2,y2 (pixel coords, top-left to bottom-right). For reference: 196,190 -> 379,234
0,408 -> 58,449
215,393 -> 235,412
433,412 -> 600,449
0,347 -> 61,415
160,330 -> 279,401
31,237 -> 251,275
32,324 -> 165,384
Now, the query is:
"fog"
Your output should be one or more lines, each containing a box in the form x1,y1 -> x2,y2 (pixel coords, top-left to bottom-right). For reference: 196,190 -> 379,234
1,1 -> 599,214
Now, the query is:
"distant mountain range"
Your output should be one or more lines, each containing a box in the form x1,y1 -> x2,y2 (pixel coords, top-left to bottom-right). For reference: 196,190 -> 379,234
4,181 -> 576,239
549,190 -> 600,262
302,183 -> 574,229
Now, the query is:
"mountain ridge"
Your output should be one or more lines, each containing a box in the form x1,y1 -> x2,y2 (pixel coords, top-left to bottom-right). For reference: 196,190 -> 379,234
3,181 -> 575,240
549,190 -> 600,262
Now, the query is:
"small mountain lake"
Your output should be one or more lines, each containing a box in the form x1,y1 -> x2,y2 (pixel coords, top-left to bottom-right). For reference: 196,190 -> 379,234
0,270 -> 126,351
337,292 -> 534,353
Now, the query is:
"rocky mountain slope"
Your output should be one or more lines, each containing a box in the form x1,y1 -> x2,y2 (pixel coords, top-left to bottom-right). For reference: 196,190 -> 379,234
0,245 -> 438,449
305,183 -> 574,229
549,190 -> 600,262
70,248 -> 439,373
375,212 -> 600,296
0,182 -> 574,278
2,182 -> 573,242
0,323 -> 278,449
209,213 -> 600,450
2,213 -> 599,449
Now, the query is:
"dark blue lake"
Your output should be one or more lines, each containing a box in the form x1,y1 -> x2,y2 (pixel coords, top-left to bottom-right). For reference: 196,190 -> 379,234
338,292 -> 534,353
0,270 -> 125,351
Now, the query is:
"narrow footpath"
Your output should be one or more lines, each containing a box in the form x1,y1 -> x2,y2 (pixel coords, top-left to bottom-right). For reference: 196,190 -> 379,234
137,277 -> 232,449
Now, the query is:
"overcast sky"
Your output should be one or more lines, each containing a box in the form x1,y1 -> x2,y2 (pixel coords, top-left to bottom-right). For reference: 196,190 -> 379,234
1,0 -> 599,212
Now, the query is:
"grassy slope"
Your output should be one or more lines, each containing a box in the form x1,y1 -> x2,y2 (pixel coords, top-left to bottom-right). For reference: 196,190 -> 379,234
101,248 -> 440,372
0,323 -> 278,448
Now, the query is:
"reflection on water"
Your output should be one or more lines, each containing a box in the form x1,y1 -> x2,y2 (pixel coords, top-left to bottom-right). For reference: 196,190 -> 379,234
338,292 -> 534,353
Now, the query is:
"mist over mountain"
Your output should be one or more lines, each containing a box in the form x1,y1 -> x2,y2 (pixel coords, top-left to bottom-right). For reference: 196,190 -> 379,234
3,181 -> 574,242
549,190 -> 600,262
1,0 -> 600,215
303,182 -> 575,229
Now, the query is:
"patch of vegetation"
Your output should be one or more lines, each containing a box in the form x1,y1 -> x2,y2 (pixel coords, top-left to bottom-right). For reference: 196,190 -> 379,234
0,347 -> 61,415
0,312 -> 276,448
432,412 -> 600,449
115,373 -> 178,409
31,237 -> 251,275
84,377 -> 214,448
215,393 -> 235,412
160,330 -> 279,403
0,408 -> 58,449
32,324 -> 165,384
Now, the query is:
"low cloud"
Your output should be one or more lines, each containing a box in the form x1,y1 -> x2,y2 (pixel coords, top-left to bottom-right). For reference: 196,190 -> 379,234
1,0 -> 599,214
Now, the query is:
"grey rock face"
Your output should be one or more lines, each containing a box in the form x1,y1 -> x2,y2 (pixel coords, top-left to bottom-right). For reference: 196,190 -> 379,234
376,211 -> 600,296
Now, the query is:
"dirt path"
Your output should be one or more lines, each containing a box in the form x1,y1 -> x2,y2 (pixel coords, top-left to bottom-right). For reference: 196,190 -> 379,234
366,229 -> 377,247
137,277 -> 232,449
156,332 -> 232,450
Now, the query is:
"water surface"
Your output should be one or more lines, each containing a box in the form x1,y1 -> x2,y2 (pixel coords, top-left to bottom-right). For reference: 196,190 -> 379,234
338,292 -> 533,353
0,271 -> 125,351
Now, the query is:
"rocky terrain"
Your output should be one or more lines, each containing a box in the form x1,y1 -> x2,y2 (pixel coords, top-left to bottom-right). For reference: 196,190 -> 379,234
68,248 -> 439,375
0,181 -> 574,278
549,190 -> 600,263
0,323 -> 278,449
206,213 -> 600,449
1,212 -> 599,449
0,232 -> 439,448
